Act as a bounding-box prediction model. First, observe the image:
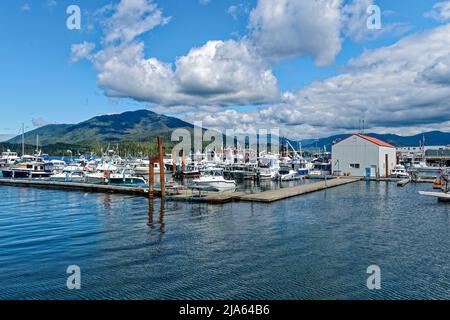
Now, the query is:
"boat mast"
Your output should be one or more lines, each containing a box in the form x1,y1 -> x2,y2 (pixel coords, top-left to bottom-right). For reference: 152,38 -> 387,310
21,123 -> 25,156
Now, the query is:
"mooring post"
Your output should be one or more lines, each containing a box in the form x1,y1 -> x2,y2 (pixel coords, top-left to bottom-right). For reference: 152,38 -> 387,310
158,136 -> 166,198
181,150 -> 186,174
385,154 -> 389,178
149,154 -> 154,195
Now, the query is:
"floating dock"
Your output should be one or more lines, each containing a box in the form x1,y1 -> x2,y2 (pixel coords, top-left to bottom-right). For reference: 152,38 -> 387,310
0,179 -> 175,197
418,191 -> 450,202
170,177 -> 361,204
0,177 -> 362,204
237,177 -> 360,203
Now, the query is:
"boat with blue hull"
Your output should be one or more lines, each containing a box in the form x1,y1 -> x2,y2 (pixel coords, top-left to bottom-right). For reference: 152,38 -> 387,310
1,157 -> 54,179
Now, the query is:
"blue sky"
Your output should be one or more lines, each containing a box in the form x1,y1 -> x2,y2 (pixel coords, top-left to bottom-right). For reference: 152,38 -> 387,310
1,0 -> 450,140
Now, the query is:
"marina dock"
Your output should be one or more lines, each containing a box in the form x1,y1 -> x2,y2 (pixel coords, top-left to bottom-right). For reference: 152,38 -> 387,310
237,177 -> 361,203
169,177 -> 361,203
0,177 -> 362,204
0,179 -> 167,196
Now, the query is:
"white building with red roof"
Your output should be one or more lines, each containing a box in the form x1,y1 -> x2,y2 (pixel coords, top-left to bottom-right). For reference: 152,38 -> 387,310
331,134 -> 397,177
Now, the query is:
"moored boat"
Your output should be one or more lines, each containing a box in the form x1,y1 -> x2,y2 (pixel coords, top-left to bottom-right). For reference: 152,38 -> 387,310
108,168 -> 146,185
0,150 -> 19,169
2,157 -> 54,178
190,168 -> 236,192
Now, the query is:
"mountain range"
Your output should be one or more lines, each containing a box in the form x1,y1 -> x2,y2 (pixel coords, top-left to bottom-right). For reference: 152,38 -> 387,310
8,110 -> 194,146
6,109 -> 450,148
298,131 -> 450,150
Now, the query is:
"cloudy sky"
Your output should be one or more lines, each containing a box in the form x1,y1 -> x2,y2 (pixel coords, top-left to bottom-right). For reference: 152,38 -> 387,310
1,0 -> 450,140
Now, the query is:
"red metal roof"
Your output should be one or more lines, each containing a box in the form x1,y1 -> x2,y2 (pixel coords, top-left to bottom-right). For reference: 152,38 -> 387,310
334,134 -> 395,148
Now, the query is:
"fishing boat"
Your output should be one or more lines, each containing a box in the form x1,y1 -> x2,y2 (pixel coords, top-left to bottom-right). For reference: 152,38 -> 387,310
390,165 -> 410,178
190,168 -> 236,192
1,157 -> 54,178
0,150 -> 19,169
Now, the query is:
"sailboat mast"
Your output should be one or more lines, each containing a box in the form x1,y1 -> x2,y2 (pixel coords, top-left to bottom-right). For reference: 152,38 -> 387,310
21,123 -> 25,156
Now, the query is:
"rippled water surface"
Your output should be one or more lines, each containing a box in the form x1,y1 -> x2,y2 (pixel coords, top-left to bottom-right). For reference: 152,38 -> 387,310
0,181 -> 449,299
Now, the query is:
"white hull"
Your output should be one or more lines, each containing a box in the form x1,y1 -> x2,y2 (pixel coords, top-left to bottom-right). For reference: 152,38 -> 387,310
191,173 -> 237,191
192,180 -> 236,191
280,172 -> 302,181
51,174 -> 84,182
84,174 -> 107,184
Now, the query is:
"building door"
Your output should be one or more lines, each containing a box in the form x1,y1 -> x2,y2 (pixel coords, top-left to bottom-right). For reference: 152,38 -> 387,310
365,168 -> 371,179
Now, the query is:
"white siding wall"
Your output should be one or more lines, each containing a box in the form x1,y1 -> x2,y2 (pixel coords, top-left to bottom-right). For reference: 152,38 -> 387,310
377,146 -> 397,178
332,135 -> 396,177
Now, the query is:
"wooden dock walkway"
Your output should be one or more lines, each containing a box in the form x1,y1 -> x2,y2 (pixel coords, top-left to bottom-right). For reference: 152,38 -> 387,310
0,177 -> 361,204
0,179 -> 176,197
236,177 -> 361,203
169,177 -> 361,204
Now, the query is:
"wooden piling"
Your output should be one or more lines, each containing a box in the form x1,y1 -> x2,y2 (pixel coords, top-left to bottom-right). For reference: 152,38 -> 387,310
149,155 -> 154,195
385,154 -> 389,178
158,136 -> 166,198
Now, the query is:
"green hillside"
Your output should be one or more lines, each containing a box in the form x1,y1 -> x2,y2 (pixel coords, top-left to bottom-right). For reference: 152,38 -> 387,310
8,110 -> 194,146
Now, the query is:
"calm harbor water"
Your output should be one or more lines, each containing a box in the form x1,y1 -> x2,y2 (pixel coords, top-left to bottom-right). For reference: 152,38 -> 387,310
0,181 -> 448,300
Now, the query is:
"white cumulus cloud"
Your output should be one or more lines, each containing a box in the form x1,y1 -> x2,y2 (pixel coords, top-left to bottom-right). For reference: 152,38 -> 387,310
248,0 -> 342,66
187,24 -> 450,138
424,1 -> 450,22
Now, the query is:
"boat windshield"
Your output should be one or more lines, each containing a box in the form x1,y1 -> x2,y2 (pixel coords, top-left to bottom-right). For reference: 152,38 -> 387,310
203,170 -> 223,177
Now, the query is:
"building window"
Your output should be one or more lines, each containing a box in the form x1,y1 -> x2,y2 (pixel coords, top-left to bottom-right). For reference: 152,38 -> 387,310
350,163 -> 360,169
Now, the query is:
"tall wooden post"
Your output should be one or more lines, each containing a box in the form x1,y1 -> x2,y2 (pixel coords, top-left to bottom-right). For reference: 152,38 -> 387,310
181,151 -> 186,174
385,154 -> 389,178
149,155 -> 154,195
158,136 -> 166,197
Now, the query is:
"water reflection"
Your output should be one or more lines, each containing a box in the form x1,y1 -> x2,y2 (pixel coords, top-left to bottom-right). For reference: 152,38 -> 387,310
103,193 -> 111,210
147,195 -> 166,239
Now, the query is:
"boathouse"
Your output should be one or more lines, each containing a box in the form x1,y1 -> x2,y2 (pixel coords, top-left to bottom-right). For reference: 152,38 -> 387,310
331,134 -> 396,178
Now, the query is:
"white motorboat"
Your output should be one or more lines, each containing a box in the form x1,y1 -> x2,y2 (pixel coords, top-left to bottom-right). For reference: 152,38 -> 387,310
307,162 -> 332,179
258,154 -> 280,180
50,160 -> 67,174
84,163 -> 118,184
390,165 -> 409,178
183,163 -> 201,177
0,150 -> 19,169
278,166 -> 302,181
191,168 -> 236,192
51,163 -> 86,182
133,160 -> 160,176
108,168 -> 146,185
408,161 -> 444,178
